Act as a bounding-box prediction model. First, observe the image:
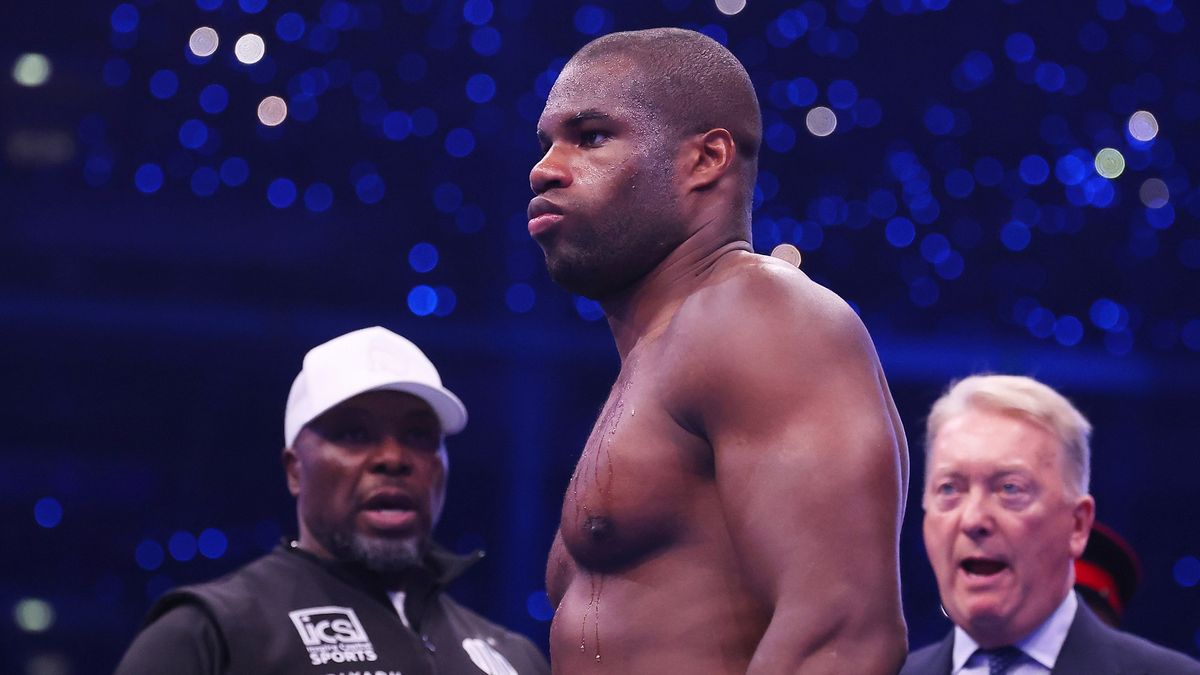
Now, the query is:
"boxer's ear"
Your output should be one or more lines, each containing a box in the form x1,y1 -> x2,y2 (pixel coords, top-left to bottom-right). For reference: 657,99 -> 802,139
283,445 -> 301,497
680,128 -> 735,192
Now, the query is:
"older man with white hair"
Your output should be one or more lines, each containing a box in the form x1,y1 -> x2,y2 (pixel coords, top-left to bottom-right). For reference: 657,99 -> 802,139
902,374 -> 1199,675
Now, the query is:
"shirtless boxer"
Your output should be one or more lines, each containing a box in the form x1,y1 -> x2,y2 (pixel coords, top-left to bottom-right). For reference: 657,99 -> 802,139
527,28 -> 909,674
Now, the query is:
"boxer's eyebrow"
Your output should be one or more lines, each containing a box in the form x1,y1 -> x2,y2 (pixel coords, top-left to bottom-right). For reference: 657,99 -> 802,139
567,110 -> 611,126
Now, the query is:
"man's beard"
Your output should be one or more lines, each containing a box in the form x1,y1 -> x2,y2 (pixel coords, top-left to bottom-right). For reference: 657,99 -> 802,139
325,529 -> 424,574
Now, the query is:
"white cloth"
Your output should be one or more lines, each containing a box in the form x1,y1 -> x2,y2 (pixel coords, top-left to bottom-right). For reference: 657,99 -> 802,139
951,591 -> 1078,674
387,590 -> 410,628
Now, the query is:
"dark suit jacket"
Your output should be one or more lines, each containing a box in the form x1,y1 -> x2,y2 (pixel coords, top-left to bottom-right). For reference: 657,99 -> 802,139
900,601 -> 1200,675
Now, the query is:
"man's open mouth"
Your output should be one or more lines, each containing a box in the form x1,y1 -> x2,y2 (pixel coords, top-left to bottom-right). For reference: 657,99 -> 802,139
960,557 -> 1009,576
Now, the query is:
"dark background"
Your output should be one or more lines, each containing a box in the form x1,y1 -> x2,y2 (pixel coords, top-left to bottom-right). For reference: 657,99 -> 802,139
3,0 -> 1199,672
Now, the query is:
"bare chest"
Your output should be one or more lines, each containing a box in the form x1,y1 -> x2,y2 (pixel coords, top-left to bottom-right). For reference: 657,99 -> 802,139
557,356 -> 711,572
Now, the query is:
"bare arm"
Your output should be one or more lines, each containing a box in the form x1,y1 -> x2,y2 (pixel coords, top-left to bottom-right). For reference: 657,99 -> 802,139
681,267 -> 908,674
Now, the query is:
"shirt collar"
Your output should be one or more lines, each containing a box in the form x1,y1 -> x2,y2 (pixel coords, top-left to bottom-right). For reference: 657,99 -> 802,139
951,591 -> 1078,672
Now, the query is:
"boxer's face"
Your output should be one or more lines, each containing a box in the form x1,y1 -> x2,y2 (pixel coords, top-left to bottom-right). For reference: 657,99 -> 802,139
286,390 -> 447,573
922,408 -> 1093,647
529,54 -> 687,300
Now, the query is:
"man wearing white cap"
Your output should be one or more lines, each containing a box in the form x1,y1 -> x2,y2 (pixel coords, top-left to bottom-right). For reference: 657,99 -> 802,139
116,327 -> 550,675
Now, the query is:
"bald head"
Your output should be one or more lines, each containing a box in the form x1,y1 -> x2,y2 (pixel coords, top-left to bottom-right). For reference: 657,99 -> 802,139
566,28 -> 762,197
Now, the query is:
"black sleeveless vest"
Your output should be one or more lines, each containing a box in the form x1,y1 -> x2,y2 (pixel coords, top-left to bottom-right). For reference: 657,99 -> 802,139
144,543 -> 547,675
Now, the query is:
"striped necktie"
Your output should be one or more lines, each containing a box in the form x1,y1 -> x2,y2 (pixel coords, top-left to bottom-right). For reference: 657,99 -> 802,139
979,646 -> 1024,675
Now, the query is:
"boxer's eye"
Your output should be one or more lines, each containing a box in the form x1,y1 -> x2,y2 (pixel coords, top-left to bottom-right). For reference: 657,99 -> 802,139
580,129 -> 610,147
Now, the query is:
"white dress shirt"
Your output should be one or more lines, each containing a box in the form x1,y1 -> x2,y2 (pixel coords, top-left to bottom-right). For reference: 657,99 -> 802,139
951,591 -> 1078,675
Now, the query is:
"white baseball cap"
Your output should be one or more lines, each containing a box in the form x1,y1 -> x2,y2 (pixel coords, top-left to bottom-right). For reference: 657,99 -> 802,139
284,326 -> 467,447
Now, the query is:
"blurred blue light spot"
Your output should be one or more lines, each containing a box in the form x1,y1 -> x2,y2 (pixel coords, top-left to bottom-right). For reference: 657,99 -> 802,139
505,283 -> 536,313
885,217 -> 915,247
471,26 -> 502,55
409,242 -> 439,273
433,182 -> 463,213
103,58 -> 131,87
934,251 -> 964,280
1035,62 -> 1066,92
1173,556 -> 1200,587
304,182 -> 333,212
909,276 -> 939,307
267,178 -> 297,207
974,157 -> 1004,187
1026,308 -> 1055,338
574,296 -> 605,322
466,73 -> 496,103
961,50 -> 993,83
1089,299 -> 1122,330
1004,32 -> 1035,63
573,5 -> 607,35
111,3 -> 140,33
199,84 -> 229,114
383,111 -> 413,141
1146,205 -> 1174,230
944,169 -> 975,198
149,69 -> 178,99
1183,320 -> 1200,351
765,122 -> 796,152
1055,153 -> 1088,185
527,590 -> 554,621
868,190 -> 897,219
463,0 -> 494,25
239,0 -> 267,14
84,155 -> 113,186
827,80 -> 858,109
1078,21 -> 1108,52
786,78 -> 818,107
433,286 -> 457,316
196,0 -> 222,10
34,497 -> 63,528
1097,0 -> 1125,21
924,105 -> 954,135
444,128 -> 476,158
219,157 -> 249,186
408,285 -> 438,316
412,107 -> 439,137
920,233 -> 950,264
168,531 -> 198,562
1053,316 -> 1084,346
1018,155 -> 1050,185
178,119 -> 208,150
134,163 -> 164,194
774,9 -> 809,43
190,167 -> 219,196
792,220 -> 824,250
355,173 -> 386,204
321,0 -> 353,29
1001,221 -> 1031,251
276,12 -> 306,41
198,528 -> 228,559
135,540 -> 165,571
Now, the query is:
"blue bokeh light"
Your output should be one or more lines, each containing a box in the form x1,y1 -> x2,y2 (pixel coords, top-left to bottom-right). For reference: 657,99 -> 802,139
1053,315 -> 1084,346
135,540 -> 165,571
1097,0 -> 1125,21
198,528 -> 228,559
168,531 -> 198,562
573,5 -> 608,35
433,182 -> 463,213
408,285 -> 438,316
383,111 -> 413,141
433,287 -> 457,317
149,69 -> 178,99
944,169 -> 975,198
827,80 -> 858,109
111,3 -> 140,33
103,58 -> 131,87
304,183 -> 333,212
190,167 -> 219,197
466,73 -> 497,103
924,105 -> 954,135
444,128 -> 476,158
1018,155 -> 1050,185
218,157 -> 249,187
574,296 -> 605,322
471,26 -> 502,56
463,0 -> 494,25
178,119 -> 209,150
199,84 -> 229,114
276,12 -> 306,42
765,122 -> 796,152
409,242 -> 439,273
786,78 -> 818,107
919,233 -> 950,264
34,497 -> 63,528
411,107 -> 439,137
1173,556 -> 1200,587
1001,221 -> 1031,251
238,0 -> 267,14
1035,62 -> 1066,93
1004,32 -> 1035,63
267,178 -> 297,208
885,217 -> 915,247
506,283 -> 536,313
527,590 -> 554,621
135,163 -> 165,194
1089,298 -> 1122,330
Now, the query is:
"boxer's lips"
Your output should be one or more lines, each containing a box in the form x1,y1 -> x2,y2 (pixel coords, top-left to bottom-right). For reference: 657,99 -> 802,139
960,557 -> 1009,576
527,197 -> 564,236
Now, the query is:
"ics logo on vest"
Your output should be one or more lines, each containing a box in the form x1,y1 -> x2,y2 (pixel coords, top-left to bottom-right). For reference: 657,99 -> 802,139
288,606 -> 379,666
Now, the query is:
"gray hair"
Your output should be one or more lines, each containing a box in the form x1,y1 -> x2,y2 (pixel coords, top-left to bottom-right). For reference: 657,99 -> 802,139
925,374 -> 1092,495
